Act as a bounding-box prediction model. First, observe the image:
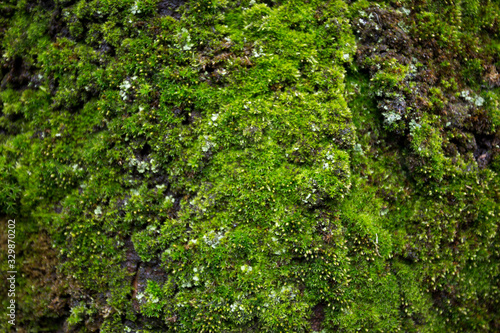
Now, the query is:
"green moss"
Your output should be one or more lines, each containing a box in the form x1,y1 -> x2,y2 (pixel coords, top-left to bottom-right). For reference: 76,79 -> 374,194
1,0 -> 499,332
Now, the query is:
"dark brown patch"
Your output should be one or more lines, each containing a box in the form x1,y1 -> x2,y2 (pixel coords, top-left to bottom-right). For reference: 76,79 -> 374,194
310,302 -> 326,332
158,0 -> 185,19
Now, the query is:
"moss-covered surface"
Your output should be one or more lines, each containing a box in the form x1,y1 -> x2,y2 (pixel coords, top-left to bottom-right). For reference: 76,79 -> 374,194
0,0 -> 499,332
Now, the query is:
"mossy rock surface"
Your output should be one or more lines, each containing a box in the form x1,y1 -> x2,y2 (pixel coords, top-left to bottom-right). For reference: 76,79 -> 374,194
0,0 -> 499,332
